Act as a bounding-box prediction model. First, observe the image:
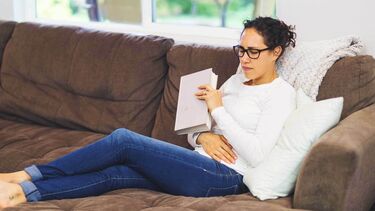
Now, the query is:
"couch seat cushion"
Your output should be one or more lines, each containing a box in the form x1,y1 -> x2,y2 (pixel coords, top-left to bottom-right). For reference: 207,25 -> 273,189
10,189 -> 301,211
0,118 -> 104,172
0,118 -> 305,211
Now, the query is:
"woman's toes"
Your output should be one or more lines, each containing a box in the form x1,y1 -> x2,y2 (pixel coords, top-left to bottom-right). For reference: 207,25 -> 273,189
0,181 -> 26,208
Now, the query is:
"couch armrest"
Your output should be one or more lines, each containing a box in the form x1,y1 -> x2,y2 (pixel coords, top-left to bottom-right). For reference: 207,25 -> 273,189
293,104 -> 375,211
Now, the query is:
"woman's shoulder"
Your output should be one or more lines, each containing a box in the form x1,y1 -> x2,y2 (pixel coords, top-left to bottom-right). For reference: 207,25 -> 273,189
226,73 -> 243,82
227,73 -> 249,85
219,73 -> 242,89
264,77 -> 296,106
273,77 -> 296,96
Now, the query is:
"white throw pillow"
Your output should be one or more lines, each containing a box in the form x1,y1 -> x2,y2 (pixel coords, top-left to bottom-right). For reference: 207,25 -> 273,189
243,89 -> 344,200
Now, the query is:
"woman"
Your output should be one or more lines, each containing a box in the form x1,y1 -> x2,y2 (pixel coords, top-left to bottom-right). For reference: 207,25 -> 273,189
0,17 -> 296,208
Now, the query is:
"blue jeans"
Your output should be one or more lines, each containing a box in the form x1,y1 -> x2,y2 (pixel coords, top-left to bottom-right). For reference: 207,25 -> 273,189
20,128 -> 249,201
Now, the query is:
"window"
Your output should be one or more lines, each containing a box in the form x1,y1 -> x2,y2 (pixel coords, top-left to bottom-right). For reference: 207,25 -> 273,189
23,0 -> 276,45
154,0 -> 276,29
35,0 -> 276,28
36,0 -> 142,24
36,0 -> 90,22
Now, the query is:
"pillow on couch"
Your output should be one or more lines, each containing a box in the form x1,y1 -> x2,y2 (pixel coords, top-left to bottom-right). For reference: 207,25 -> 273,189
243,89 -> 344,200
236,36 -> 363,100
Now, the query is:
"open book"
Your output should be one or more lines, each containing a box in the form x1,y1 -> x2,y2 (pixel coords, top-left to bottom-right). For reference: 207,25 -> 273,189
174,68 -> 218,135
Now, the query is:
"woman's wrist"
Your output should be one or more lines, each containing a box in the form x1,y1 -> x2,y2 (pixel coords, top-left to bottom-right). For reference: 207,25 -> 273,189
209,106 -> 224,114
196,132 -> 209,145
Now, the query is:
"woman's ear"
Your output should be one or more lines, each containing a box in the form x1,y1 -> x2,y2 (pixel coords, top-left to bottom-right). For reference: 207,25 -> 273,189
273,46 -> 282,61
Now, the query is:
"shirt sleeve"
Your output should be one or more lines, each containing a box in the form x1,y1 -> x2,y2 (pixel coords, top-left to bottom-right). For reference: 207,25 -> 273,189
210,90 -> 296,167
187,132 -> 202,148
186,76 -> 231,148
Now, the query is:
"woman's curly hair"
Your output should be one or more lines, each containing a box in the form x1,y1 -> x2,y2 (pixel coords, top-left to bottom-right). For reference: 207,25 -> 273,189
242,17 -> 296,59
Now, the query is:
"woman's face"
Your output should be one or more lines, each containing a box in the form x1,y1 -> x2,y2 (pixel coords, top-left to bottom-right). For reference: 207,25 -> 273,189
239,28 -> 280,82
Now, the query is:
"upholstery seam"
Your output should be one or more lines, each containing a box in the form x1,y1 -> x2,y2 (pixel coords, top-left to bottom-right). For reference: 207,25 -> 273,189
42,178 -> 147,197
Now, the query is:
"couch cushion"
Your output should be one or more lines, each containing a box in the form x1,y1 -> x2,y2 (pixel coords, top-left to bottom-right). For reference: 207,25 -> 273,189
0,21 -> 16,68
0,22 -> 174,135
151,44 -> 239,148
317,55 -> 375,119
9,183 -> 298,211
0,118 -> 305,211
10,187 -> 300,211
0,118 -> 105,172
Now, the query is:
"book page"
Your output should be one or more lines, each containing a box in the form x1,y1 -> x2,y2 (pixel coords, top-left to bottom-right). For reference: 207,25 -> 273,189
174,68 -> 217,134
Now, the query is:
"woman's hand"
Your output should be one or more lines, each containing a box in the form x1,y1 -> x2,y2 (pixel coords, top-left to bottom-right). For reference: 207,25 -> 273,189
195,84 -> 223,113
197,132 -> 237,164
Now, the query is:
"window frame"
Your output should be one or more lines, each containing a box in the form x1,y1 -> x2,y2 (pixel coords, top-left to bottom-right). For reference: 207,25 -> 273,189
12,0 -> 275,46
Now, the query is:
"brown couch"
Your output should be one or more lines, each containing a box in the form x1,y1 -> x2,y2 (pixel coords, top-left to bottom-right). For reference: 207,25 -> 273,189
0,20 -> 374,211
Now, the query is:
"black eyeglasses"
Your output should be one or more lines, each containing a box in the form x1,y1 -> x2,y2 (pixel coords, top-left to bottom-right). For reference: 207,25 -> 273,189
233,45 -> 272,59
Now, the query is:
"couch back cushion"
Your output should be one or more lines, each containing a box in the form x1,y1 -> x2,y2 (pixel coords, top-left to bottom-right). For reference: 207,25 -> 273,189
0,21 -> 16,68
151,44 -> 239,148
0,22 -> 174,135
153,43 -> 375,149
317,55 -> 375,119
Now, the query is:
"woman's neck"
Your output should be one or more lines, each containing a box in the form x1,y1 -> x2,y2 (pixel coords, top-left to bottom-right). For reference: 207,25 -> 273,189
244,69 -> 278,86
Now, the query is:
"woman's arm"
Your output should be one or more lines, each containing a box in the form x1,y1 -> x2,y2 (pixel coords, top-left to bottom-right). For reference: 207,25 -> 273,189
189,132 -> 237,164
187,77 -> 238,164
187,77 -> 230,148
211,91 -> 295,167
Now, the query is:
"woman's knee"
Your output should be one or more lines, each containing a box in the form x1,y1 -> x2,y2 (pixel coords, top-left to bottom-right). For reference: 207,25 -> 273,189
109,128 -> 141,146
111,128 -> 129,136
107,128 -> 155,150
105,128 -> 129,146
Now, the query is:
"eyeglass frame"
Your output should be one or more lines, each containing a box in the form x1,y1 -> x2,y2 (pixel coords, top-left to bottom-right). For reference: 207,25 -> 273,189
232,45 -> 273,59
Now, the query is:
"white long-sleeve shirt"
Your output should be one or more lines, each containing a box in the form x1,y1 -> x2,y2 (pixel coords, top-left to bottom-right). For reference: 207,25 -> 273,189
187,73 -> 296,175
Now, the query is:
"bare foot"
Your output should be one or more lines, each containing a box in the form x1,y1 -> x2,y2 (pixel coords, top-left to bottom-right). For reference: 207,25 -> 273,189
0,181 -> 27,209
0,171 -> 31,183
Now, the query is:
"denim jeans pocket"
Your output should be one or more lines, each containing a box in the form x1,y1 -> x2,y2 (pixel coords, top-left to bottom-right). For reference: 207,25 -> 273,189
205,185 -> 239,197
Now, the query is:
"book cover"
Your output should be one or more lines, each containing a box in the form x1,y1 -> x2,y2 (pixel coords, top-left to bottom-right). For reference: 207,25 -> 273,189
174,68 -> 218,135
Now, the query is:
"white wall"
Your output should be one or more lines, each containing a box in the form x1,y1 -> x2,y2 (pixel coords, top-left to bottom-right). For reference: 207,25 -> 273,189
0,0 -> 14,20
0,0 -> 33,21
277,0 -> 375,57
1,0 -> 374,54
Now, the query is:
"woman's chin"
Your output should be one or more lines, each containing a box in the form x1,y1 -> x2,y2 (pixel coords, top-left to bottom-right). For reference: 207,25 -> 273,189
243,72 -> 254,80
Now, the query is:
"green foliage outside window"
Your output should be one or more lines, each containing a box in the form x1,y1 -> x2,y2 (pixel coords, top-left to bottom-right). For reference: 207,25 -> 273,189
155,0 -> 257,28
36,0 -> 275,28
